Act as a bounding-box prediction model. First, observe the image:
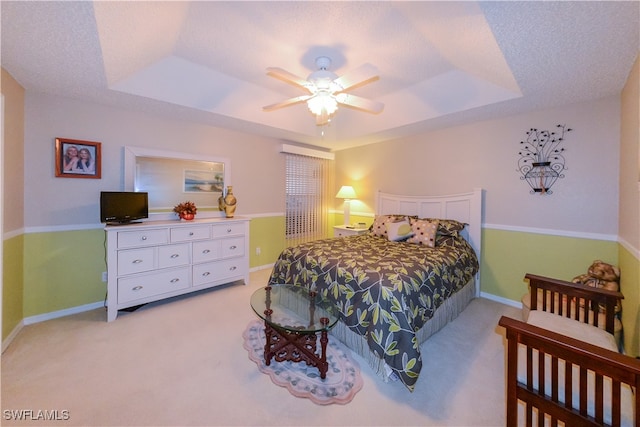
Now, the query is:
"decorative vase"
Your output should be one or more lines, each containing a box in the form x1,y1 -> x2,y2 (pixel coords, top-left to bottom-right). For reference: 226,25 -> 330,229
223,186 -> 237,218
180,212 -> 195,221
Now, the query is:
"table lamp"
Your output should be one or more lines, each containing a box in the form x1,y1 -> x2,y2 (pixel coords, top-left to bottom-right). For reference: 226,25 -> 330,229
336,185 -> 357,226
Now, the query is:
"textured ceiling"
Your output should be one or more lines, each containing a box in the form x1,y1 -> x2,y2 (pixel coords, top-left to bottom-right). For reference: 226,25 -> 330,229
1,1 -> 638,151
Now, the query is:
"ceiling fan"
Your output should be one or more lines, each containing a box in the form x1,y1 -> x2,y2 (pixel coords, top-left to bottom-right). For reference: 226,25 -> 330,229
263,56 -> 384,126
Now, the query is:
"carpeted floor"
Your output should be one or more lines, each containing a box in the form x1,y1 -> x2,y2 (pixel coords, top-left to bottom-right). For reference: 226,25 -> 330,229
2,269 -> 522,426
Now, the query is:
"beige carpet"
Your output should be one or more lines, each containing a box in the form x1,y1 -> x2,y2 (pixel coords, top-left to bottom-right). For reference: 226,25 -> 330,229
2,269 -> 521,426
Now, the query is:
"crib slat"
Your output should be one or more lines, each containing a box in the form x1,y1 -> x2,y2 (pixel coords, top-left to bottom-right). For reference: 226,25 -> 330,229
595,373 -> 604,423
538,349 -> 545,399
589,300 -> 598,328
579,366 -> 588,416
551,355 -> 559,402
565,360 -> 573,410
612,378 -> 621,427
527,346 -> 534,390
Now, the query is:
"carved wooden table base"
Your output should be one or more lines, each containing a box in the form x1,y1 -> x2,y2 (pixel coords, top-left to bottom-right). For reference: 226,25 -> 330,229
263,318 -> 330,379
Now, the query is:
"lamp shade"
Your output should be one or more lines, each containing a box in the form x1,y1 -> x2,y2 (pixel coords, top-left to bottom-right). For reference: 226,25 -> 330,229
336,185 -> 357,199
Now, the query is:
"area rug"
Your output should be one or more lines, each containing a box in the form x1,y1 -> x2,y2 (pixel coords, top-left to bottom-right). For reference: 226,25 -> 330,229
242,320 -> 363,405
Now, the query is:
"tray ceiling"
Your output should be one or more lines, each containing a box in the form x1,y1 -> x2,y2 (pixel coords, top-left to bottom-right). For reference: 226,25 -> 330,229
2,1 -> 638,151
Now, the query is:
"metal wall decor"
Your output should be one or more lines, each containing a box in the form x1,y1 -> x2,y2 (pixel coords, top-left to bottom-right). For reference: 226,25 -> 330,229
517,124 -> 572,195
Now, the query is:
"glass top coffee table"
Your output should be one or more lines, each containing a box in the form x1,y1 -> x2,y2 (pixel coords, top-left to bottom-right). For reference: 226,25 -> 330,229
250,284 -> 339,379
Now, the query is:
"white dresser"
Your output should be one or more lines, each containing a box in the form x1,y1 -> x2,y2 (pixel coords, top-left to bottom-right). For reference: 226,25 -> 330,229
105,217 -> 250,321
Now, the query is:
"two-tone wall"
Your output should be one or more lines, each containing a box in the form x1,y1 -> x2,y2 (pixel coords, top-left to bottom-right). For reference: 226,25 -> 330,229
618,54 -> 640,357
3,57 -> 638,357
1,69 -> 25,344
2,88 -> 291,346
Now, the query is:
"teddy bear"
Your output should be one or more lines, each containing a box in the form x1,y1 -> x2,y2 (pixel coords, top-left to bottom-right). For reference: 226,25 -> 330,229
572,260 -> 621,313
572,260 -> 620,292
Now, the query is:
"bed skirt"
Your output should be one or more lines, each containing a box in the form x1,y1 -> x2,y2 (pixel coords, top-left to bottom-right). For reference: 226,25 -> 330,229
329,277 -> 477,383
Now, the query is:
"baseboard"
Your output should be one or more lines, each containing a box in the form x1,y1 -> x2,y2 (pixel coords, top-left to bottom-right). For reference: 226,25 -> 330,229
2,320 -> 25,353
480,292 -> 523,309
23,301 -> 104,326
250,263 -> 274,273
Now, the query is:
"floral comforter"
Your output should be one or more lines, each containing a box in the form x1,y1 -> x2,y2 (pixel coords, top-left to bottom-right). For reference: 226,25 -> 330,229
268,232 -> 479,391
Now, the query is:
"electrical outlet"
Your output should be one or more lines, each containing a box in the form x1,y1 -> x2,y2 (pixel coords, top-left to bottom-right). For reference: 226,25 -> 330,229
101,272 -> 108,282
255,247 -> 261,256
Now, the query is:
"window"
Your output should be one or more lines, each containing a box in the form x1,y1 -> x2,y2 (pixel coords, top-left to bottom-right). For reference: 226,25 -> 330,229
285,153 -> 334,246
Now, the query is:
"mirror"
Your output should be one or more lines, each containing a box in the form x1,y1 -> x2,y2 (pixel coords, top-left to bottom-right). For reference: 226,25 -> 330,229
124,146 -> 231,216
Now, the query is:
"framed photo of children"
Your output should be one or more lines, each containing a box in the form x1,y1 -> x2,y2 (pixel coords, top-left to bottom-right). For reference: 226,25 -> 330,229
55,137 -> 102,179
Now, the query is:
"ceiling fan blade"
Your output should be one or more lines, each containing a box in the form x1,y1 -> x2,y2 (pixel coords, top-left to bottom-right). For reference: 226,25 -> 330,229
335,93 -> 384,114
262,95 -> 313,111
333,63 -> 379,92
266,67 -> 312,91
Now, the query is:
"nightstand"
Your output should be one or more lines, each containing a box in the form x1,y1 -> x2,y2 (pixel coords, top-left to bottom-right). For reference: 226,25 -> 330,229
333,225 -> 369,237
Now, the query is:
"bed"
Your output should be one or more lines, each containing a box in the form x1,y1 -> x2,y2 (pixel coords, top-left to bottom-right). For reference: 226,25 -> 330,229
499,274 -> 640,426
268,188 -> 483,391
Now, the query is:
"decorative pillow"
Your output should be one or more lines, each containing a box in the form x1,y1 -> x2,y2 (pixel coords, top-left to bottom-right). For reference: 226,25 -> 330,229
435,219 -> 467,236
385,220 -> 415,242
371,215 -> 407,238
407,218 -> 438,247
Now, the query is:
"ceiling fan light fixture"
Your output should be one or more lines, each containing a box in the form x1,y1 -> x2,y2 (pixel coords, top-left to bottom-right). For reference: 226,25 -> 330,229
307,92 -> 338,116
264,55 -> 383,127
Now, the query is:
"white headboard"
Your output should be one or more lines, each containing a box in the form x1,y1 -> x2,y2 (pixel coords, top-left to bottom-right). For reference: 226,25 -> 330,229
376,188 -> 483,295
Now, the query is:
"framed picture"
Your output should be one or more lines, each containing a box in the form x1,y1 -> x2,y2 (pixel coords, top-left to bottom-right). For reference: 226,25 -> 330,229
183,169 -> 224,193
55,137 -> 102,179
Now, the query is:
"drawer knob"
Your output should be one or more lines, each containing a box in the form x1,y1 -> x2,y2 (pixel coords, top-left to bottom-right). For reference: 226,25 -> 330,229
189,232 -> 194,236
170,278 -> 180,283
202,271 -> 211,277
132,286 -> 143,291
170,254 -> 180,258
229,245 -> 237,250
229,266 -> 237,271
132,259 -> 143,264
227,228 -> 232,233
141,236 -> 147,241
202,249 -> 210,254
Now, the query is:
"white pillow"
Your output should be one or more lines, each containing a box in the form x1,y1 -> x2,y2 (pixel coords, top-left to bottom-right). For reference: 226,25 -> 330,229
385,220 -> 414,241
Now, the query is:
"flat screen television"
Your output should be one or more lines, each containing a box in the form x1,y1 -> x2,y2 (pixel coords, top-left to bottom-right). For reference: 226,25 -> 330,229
100,191 -> 148,225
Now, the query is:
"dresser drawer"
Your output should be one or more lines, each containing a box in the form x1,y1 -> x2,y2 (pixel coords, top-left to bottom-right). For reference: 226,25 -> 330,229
192,240 -> 220,263
192,259 -> 243,286
117,267 -> 190,304
220,237 -> 245,258
118,229 -> 168,249
118,248 -> 155,276
171,226 -> 211,242
212,223 -> 245,238
158,243 -> 189,268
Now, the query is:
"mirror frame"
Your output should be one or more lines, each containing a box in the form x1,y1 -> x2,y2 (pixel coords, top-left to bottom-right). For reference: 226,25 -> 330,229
124,146 -> 231,221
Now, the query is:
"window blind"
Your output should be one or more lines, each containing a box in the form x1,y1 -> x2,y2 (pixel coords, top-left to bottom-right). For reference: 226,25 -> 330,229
285,153 -> 334,246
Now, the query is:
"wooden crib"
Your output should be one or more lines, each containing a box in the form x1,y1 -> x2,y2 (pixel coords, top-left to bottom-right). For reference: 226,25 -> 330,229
499,274 -> 640,426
